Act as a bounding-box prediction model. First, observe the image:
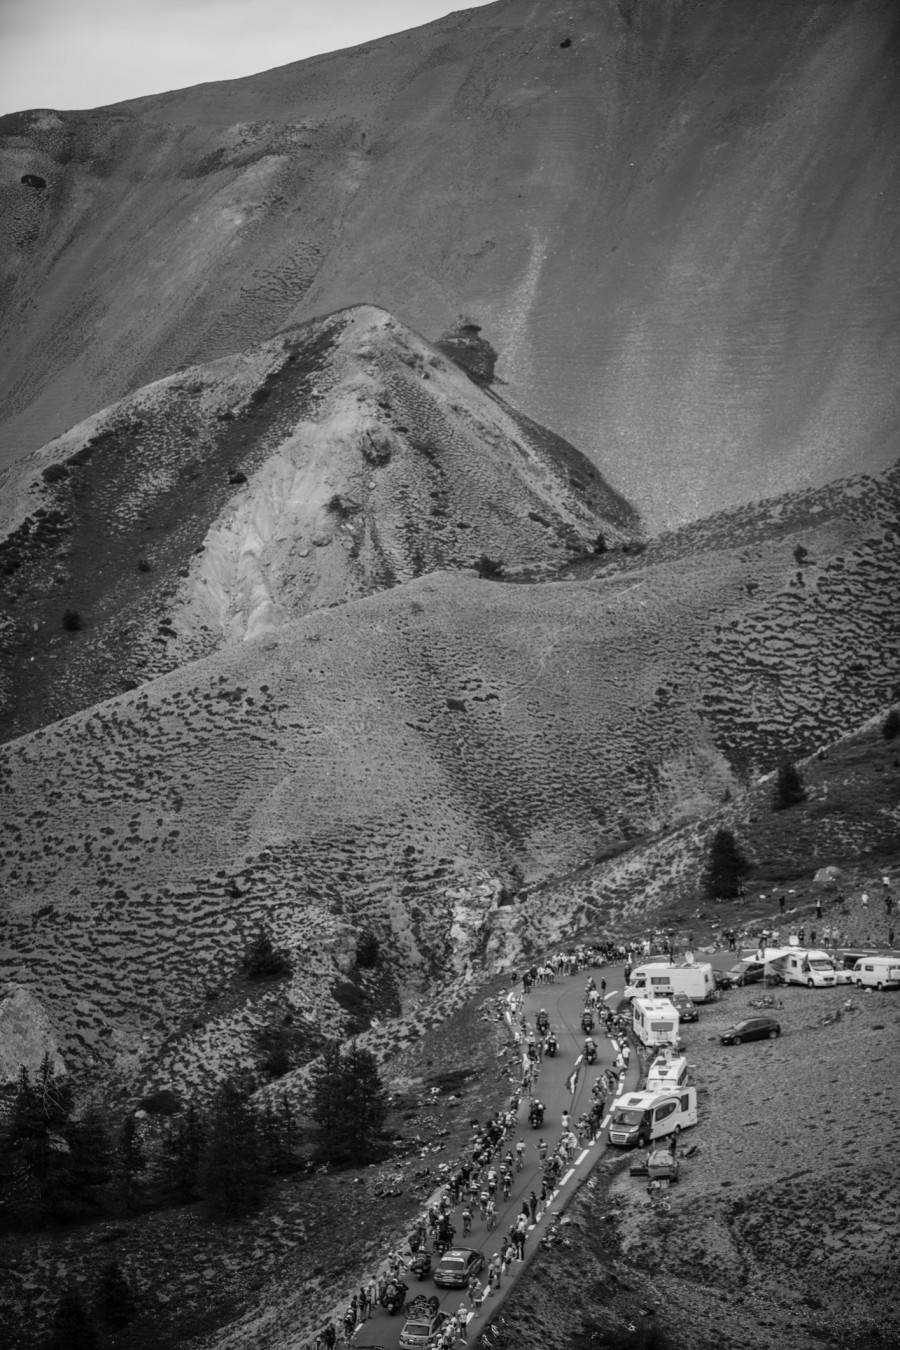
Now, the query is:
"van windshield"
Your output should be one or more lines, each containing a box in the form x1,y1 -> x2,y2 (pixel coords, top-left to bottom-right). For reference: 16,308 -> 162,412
809,959 -> 834,971
612,1109 -> 644,1126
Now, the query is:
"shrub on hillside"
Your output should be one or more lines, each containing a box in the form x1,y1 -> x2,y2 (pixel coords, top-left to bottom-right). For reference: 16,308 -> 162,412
476,554 -> 504,579
46,1288 -> 98,1350
883,708 -> 900,741
241,925 -> 291,980
62,609 -> 83,631
702,827 -> 750,900
772,760 -> 807,810
95,1260 -> 136,1328
355,930 -> 380,968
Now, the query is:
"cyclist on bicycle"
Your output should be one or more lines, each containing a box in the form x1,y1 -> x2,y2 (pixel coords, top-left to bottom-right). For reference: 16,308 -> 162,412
479,1188 -> 490,1219
461,1205 -> 473,1236
486,1166 -> 498,1196
501,1168 -> 512,1200
486,1197 -> 497,1230
515,1138 -> 526,1171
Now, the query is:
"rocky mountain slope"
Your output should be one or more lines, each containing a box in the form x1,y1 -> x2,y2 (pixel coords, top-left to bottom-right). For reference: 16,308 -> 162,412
0,304 -> 635,743
2,0 -> 898,528
2,458 -> 896,1103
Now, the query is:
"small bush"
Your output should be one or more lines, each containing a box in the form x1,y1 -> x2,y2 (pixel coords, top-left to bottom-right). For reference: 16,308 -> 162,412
772,760 -> 807,810
883,708 -> 900,741
241,925 -> 291,980
62,609 -> 83,631
136,557 -> 152,573
95,1260 -> 136,1327
793,543 -> 809,565
476,554 -> 504,579
137,1088 -> 181,1116
355,930 -> 380,968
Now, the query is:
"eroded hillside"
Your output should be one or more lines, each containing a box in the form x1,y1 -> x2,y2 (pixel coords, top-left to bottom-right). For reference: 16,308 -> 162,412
0,304 -> 635,742
1,0 -> 898,527
2,462 -> 897,1101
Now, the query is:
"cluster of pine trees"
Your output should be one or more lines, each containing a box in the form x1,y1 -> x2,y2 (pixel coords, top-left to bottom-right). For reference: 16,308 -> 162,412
1,1042 -> 388,1235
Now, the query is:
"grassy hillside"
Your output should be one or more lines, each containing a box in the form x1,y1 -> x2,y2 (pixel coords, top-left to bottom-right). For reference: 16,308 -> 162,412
0,304 -> 635,742
2,461 -> 896,1100
1,0 -> 897,527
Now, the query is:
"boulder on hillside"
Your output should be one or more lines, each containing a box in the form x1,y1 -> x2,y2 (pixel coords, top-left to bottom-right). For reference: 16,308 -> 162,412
0,986 -> 66,1083
814,866 -> 843,889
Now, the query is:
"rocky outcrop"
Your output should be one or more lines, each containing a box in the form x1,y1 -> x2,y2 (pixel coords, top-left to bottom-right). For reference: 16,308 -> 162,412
0,985 -> 66,1083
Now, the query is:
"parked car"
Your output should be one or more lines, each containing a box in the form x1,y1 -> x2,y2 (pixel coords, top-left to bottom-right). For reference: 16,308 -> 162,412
433,1247 -> 484,1288
670,993 -> 699,1022
719,959 -> 766,989
720,1016 -> 780,1045
399,1310 -> 450,1350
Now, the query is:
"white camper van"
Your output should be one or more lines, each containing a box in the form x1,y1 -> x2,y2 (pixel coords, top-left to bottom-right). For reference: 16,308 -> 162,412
625,961 -> 715,1003
765,947 -> 837,988
632,996 -> 680,1049
607,1087 -> 698,1148
852,956 -> 900,990
646,1050 -> 690,1093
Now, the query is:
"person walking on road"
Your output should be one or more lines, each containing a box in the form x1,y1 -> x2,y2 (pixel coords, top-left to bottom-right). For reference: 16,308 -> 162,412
528,1190 -> 538,1222
537,1137 -> 548,1162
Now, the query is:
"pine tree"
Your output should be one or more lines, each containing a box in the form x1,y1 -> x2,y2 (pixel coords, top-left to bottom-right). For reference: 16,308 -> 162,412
702,827 -> 750,900
241,925 -> 291,979
310,1041 -> 388,1167
46,1287 -> 98,1350
4,1055 -> 76,1226
68,1099 -> 112,1222
883,708 -> 900,741
199,1082 -> 265,1220
96,1259 -> 137,1328
161,1103 -> 204,1204
772,760 -> 806,810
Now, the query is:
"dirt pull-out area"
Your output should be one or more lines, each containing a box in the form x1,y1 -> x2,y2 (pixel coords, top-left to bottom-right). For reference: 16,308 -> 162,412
494,983 -> 900,1350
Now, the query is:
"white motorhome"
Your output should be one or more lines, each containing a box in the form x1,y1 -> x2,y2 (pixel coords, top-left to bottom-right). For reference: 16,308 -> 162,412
765,947 -> 837,988
632,996 -> 680,1049
625,961 -> 716,1003
607,1087 -> 698,1148
646,1050 -> 690,1093
853,956 -> 900,990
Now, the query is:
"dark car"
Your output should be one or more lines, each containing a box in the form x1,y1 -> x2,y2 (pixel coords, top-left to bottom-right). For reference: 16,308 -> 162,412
718,960 -> 766,989
670,993 -> 699,1022
433,1247 -> 484,1288
720,1016 -> 780,1045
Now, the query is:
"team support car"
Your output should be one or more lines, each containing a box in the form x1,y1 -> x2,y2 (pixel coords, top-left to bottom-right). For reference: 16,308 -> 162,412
670,993 -> 699,1022
717,959 -> 766,989
719,1016 -> 780,1045
433,1247 -> 484,1288
399,1309 -> 450,1350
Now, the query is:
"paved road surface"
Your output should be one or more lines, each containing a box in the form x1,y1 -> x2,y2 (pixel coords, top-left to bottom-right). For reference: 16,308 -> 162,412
358,962 -> 640,1349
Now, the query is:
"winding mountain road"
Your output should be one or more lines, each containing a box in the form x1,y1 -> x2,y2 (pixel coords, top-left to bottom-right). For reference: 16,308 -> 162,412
362,962 -> 640,1349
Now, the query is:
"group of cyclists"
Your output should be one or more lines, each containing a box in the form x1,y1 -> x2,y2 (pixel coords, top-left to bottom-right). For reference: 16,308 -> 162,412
310,947 -> 628,1350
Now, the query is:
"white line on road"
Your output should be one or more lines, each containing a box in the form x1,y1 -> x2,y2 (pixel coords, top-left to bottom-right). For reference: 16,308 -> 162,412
602,1113 -> 611,1127
576,1149 -> 588,1164
561,1168 -> 574,1184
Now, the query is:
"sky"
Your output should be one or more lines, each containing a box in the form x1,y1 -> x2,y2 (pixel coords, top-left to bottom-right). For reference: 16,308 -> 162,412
0,0 -> 498,116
